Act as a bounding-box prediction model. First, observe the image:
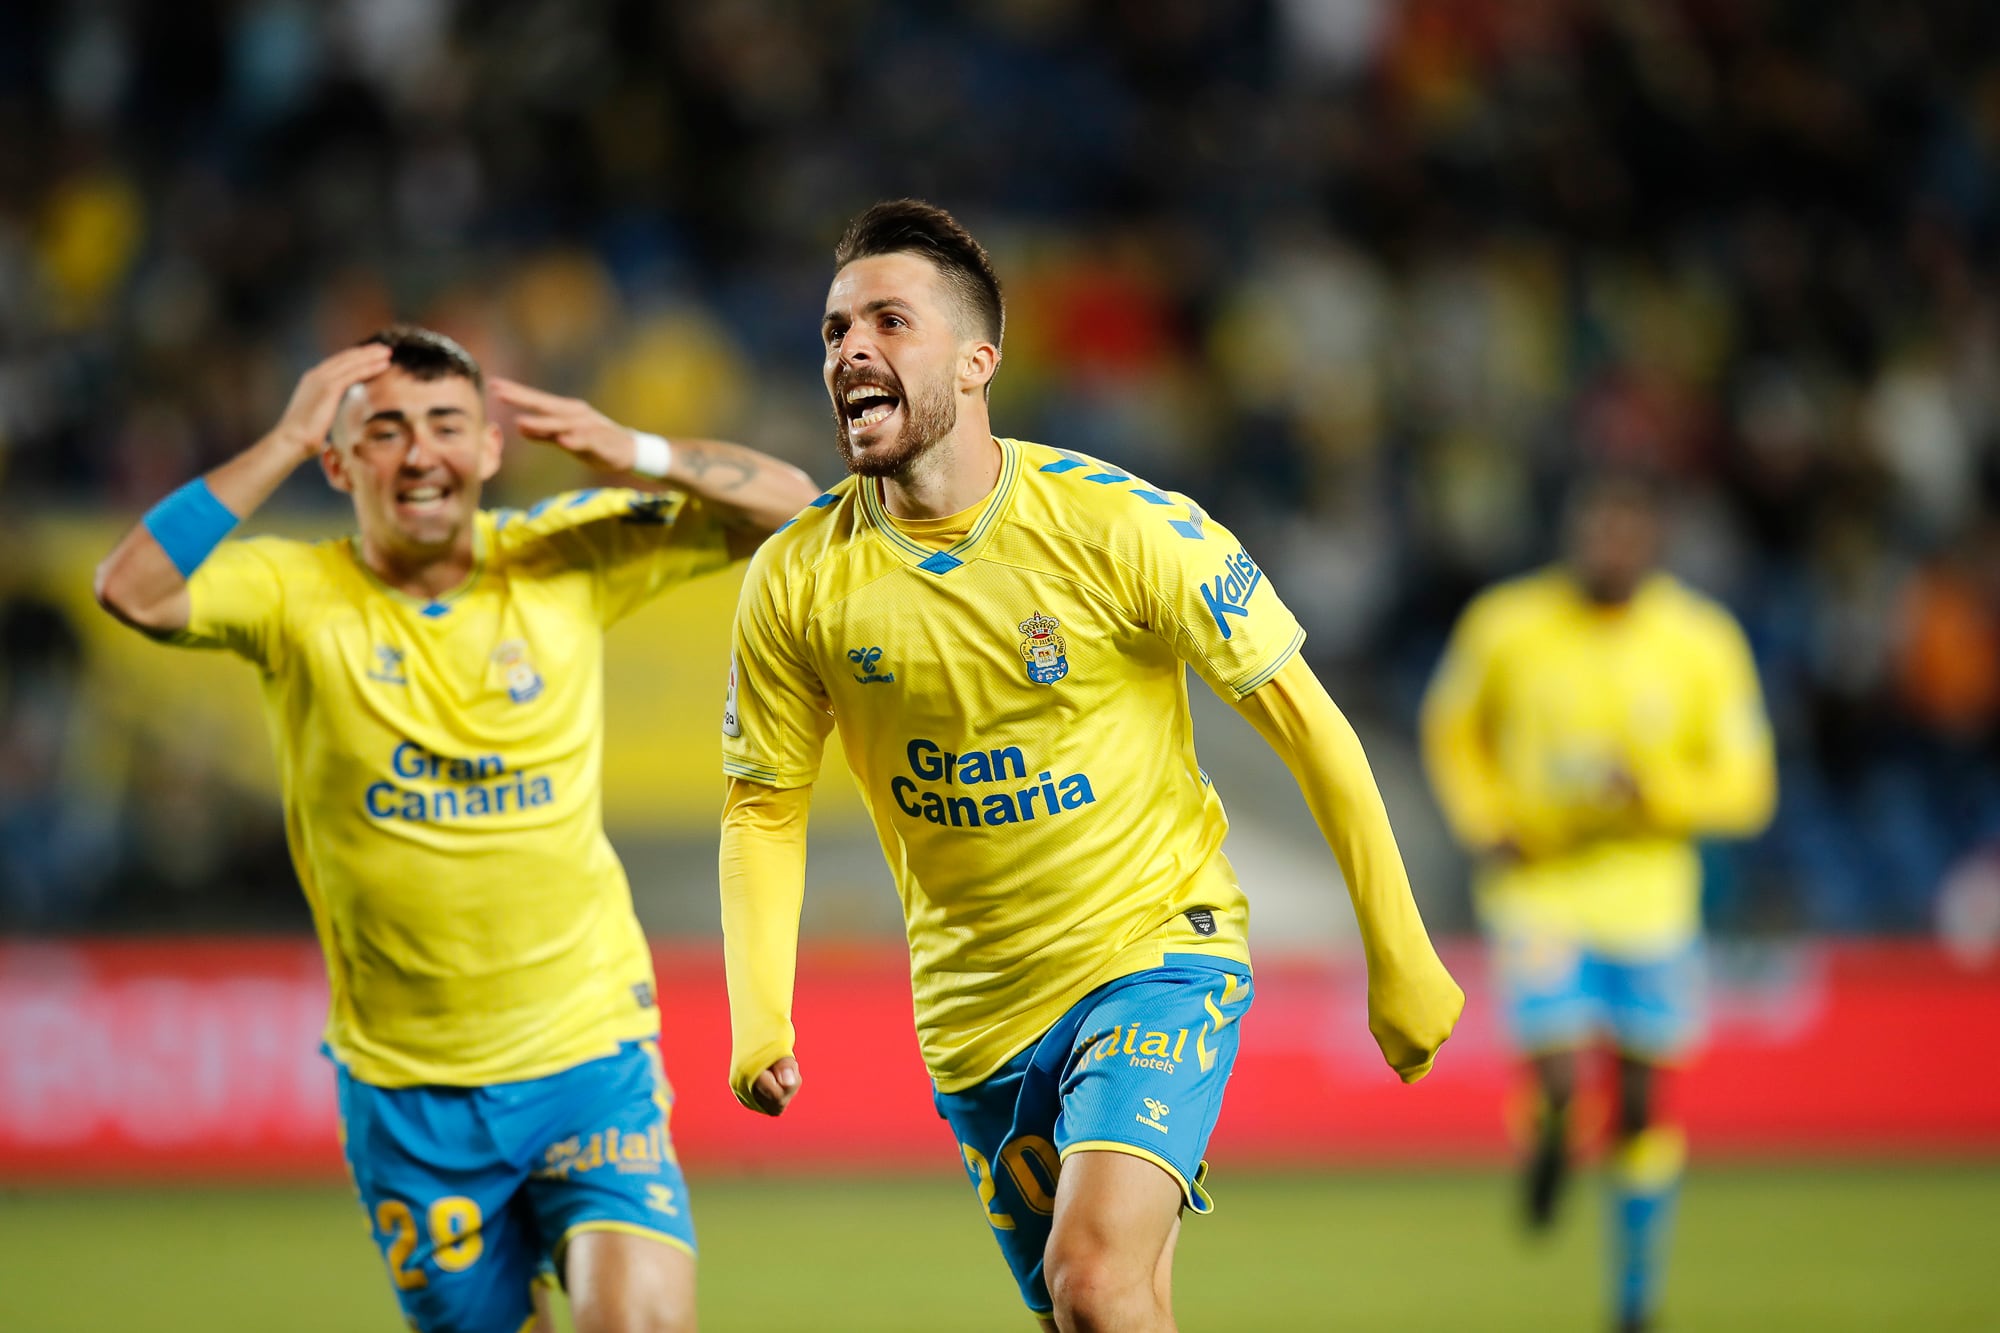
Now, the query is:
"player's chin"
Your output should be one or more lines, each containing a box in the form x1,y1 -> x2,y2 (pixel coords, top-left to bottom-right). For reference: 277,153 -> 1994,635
841,410 -> 901,455
387,501 -> 471,549
838,424 -> 925,479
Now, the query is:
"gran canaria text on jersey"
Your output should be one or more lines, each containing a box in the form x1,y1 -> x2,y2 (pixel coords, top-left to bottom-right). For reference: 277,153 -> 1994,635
888,737 -> 1097,828
363,741 -> 556,823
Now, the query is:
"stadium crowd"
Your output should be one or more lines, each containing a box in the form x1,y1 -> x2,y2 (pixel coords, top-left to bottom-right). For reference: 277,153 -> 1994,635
2,0 -> 1998,933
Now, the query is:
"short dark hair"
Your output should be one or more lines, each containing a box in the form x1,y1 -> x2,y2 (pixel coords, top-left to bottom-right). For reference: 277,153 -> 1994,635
834,199 -> 1004,348
358,325 -> 484,392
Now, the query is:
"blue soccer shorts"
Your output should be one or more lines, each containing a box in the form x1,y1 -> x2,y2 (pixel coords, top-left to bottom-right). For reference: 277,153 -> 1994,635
335,1039 -> 695,1333
933,955 -> 1254,1316
1492,931 -> 1703,1062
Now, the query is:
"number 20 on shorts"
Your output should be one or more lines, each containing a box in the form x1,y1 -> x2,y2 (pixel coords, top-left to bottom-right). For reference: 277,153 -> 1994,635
375,1196 -> 485,1290
960,1135 -> 1062,1230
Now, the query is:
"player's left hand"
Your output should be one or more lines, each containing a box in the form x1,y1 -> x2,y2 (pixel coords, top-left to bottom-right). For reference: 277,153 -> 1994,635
747,1056 -> 802,1116
1367,952 -> 1466,1084
492,379 -> 641,475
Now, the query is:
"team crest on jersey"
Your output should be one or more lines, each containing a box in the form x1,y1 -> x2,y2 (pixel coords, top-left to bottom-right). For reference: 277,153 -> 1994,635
1018,612 -> 1068,685
491,639 -> 544,704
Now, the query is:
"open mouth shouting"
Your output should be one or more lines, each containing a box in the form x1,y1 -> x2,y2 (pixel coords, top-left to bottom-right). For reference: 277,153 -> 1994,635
841,377 -> 903,437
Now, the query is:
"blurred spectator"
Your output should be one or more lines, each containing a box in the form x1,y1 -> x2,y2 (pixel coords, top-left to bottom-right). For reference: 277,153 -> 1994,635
0,592 -> 114,921
3,0 -> 1999,931
1895,523 -> 2000,744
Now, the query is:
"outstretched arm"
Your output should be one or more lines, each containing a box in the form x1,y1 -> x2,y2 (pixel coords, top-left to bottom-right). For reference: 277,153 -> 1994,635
493,379 -> 818,555
1231,654 -> 1465,1082
95,344 -> 393,635
719,776 -> 813,1114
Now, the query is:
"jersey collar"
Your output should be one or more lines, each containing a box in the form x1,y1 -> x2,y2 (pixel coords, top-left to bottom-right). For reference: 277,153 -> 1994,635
343,525 -> 489,620
859,436 -> 1021,575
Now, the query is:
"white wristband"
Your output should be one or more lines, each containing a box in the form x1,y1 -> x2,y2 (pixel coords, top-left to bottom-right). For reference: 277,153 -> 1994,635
630,431 -> 674,479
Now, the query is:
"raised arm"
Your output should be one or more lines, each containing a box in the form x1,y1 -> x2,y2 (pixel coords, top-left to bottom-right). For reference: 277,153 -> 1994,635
492,379 -> 818,556
94,344 -> 393,635
1231,654 -> 1465,1082
718,777 -> 814,1114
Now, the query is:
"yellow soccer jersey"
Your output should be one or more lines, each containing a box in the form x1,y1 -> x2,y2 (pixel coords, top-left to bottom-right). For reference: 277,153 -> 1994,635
175,488 -> 730,1087
1420,568 -> 1776,956
722,437 -> 1305,1092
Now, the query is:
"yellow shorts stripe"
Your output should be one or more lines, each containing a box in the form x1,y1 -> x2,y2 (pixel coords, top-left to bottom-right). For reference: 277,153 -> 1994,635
554,1220 -> 697,1266
1058,1139 -> 1195,1208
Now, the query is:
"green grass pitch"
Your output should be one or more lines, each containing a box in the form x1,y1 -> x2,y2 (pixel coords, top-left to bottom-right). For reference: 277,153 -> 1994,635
3,1166 -> 1993,1331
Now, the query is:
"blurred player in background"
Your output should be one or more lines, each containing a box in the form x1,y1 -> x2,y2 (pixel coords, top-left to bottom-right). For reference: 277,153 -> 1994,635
1421,472 -> 1777,1333
94,327 -> 816,1333
716,199 -> 1464,1332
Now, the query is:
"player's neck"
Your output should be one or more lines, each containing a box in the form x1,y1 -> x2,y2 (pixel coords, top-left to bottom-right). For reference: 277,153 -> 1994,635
357,529 -> 479,601
1569,568 -> 1647,612
878,423 -> 1002,520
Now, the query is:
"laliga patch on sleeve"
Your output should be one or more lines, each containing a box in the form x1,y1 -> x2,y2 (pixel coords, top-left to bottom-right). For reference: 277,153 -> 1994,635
722,652 -> 741,738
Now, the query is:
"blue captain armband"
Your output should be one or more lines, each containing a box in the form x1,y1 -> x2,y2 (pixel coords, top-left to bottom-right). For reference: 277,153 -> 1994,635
142,478 -> 240,577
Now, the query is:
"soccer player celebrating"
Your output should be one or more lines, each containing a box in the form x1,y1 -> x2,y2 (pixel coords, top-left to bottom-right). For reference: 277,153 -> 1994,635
717,200 -> 1465,1332
1420,473 -> 1776,1333
95,326 -> 817,1333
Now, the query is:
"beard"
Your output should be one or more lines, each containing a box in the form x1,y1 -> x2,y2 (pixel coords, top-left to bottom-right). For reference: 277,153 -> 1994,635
833,371 -> 957,479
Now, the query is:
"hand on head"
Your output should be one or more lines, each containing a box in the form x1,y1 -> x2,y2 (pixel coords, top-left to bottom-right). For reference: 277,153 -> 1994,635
274,344 -> 394,460
491,379 -> 639,476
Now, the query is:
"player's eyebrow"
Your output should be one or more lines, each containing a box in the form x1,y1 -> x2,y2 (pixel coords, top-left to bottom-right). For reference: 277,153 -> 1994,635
822,297 -> 916,334
859,297 -> 915,319
363,406 -> 471,425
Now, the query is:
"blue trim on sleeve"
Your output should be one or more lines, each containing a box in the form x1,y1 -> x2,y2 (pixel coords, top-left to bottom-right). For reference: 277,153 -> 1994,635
723,758 -> 783,783
809,493 -> 839,509
1039,457 -> 1088,474
1168,519 -> 1205,541
142,479 -> 240,577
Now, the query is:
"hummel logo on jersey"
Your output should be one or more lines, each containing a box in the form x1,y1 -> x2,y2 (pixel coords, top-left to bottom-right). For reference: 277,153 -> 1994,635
367,644 -> 407,685
848,646 -> 895,684
1201,547 -> 1265,640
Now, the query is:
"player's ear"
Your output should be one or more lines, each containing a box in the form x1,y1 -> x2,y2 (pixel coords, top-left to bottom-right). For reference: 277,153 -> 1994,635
477,419 -> 504,482
322,386 -> 364,494
319,442 -> 352,494
960,339 -> 999,394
